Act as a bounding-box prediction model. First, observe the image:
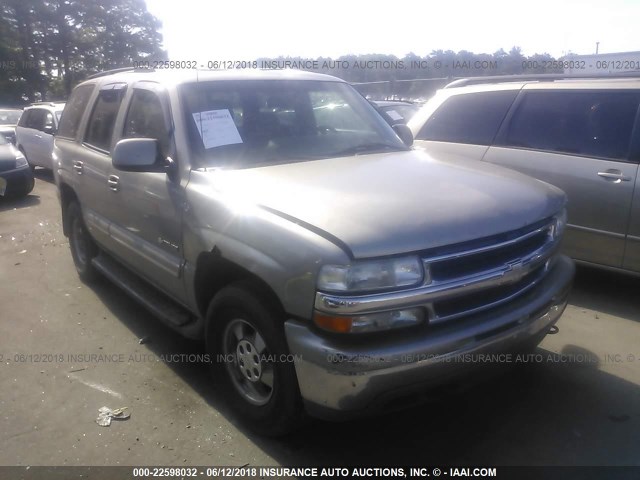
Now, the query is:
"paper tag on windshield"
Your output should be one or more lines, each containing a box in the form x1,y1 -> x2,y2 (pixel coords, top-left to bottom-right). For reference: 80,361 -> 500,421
0,177 -> 6,196
386,110 -> 403,121
192,110 -> 243,149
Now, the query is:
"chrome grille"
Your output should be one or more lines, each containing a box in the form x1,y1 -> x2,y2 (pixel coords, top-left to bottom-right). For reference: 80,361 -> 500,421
423,217 -> 557,324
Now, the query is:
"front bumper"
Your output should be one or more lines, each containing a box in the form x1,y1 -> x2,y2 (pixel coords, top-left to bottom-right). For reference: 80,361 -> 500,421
285,254 -> 574,419
0,164 -> 34,197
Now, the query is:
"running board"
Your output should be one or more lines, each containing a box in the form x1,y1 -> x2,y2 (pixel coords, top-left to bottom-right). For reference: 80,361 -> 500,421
92,254 -> 194,328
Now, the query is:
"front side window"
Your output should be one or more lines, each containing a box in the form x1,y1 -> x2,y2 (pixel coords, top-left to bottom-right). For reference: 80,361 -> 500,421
180,80 -> 406,168
58,84 -> 94,139
123,89 -> 170,154
501,90 -> 640,160
417,90 -> 518,145
83,84 -> 127,152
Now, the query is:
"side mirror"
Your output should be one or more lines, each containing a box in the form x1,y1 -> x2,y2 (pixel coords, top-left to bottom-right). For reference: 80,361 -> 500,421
112,138 -> 165,172
392,123 -> 413,147
43,125 -> 56,135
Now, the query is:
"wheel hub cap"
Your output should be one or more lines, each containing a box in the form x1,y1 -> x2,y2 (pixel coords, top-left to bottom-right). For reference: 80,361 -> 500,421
236,339 -> 262,382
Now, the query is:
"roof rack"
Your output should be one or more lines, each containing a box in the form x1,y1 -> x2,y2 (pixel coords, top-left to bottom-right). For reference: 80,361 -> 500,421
86,66 -> 154,80
444,71 -> 640,88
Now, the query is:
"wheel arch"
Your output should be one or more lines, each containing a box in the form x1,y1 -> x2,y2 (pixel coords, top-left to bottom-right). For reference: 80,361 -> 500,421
59,182 -> 79,237
194,248 -> 286,326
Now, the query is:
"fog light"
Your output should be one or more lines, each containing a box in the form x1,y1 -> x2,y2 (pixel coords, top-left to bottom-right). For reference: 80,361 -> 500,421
314,308 -> 425,333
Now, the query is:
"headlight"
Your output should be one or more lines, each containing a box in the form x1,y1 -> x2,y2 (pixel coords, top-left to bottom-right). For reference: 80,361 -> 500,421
314,308 -> 426,334
550,208 -> 567,241
317,256 -> 424,293
15,155 -> 27,169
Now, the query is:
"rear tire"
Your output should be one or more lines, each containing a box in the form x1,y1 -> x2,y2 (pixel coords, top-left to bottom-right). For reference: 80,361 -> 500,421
205,282 -> 305,436
67,201 -> 99,282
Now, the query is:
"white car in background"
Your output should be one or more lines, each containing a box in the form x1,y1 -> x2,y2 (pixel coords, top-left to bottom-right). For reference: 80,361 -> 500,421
16,102 -> 65,170
0,109 -> 23,144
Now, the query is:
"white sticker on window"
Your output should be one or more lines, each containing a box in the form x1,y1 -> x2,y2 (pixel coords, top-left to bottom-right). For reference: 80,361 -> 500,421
386,110 -> 404,121
192,109 -> 243,149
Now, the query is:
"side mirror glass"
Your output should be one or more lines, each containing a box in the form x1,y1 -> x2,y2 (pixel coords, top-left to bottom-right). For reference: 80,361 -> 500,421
392,123 -> 413,147
112,138 -> 164,172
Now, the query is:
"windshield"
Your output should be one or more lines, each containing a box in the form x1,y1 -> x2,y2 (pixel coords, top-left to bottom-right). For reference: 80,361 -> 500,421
180,80 -> 407,168
0,110 -> 22,125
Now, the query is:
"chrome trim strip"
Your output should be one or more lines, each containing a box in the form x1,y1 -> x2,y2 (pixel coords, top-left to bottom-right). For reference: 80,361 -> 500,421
109,222 -> 182,278
84,208 -> 110,237
429,262 -> 549,324
567,223 -> 625,239
423,220 -> 554,263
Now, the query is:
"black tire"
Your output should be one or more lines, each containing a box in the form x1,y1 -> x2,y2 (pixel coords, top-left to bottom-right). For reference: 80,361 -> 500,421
206,282 -> 305,436
66,201 -> 99,282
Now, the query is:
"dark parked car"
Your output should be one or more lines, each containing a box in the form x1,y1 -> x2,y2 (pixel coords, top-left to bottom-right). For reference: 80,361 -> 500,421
0,132 -> 34,198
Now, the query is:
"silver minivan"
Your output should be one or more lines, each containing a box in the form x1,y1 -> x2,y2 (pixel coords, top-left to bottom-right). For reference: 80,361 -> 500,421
16,102 -> 65,170
409,76 -> 640,275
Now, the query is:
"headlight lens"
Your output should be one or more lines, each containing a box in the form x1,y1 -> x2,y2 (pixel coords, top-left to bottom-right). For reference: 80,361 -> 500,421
314,308 -> 426,334
15,155 -> 27,168
551,208 -> 568,240
318,256 -> 424,292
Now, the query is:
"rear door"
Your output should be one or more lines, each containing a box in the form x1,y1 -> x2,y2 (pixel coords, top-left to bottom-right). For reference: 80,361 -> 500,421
485,87 -> 640,268
78,82 -> 127,248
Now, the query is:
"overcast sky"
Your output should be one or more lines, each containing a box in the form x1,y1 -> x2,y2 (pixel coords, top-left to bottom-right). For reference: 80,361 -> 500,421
145,0 -> 639,60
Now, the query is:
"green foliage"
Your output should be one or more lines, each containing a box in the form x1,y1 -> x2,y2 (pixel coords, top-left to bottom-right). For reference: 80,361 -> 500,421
0,0 -> 166,103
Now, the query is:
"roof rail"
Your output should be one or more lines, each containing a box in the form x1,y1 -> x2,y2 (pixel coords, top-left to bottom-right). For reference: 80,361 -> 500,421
86,66 -> 154,80
444,71 -> 640,88
30,101 -> 63,106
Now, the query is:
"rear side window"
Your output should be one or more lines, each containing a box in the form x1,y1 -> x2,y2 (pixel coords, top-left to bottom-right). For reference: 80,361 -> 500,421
58,85 -> 94,139
83,84 -> 127,152
417,90 -> 518,145
501,90 -> 640,160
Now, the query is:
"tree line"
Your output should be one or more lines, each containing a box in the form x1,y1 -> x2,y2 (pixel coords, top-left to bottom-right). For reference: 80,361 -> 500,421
0,1 -> 565,105
0,0 -> 166,105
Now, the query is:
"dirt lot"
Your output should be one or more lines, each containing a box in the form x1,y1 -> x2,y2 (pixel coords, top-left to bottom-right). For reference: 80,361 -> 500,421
1,171 -> 639,468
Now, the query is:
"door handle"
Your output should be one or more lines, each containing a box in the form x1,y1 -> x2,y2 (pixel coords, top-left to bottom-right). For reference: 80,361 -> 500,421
72,160 -> 83,175
107,175 -> 120,192
34,134 -> 42,139
597,170 -> 631,183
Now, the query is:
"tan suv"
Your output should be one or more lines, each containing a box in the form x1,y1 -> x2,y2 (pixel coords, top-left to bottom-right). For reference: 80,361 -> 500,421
54,68 -> 573,435
409,74 -> 640,275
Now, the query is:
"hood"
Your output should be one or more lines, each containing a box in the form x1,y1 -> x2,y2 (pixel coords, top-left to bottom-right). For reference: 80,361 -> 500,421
202,150 -> 566,259
0,143 -> 19,162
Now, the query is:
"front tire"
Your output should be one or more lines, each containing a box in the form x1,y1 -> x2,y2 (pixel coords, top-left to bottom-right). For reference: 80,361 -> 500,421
206,283 -> 304,436
66,201 -> 99,282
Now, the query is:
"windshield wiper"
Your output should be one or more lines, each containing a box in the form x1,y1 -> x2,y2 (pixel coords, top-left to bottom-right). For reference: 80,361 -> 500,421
329,142 -> 407,157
